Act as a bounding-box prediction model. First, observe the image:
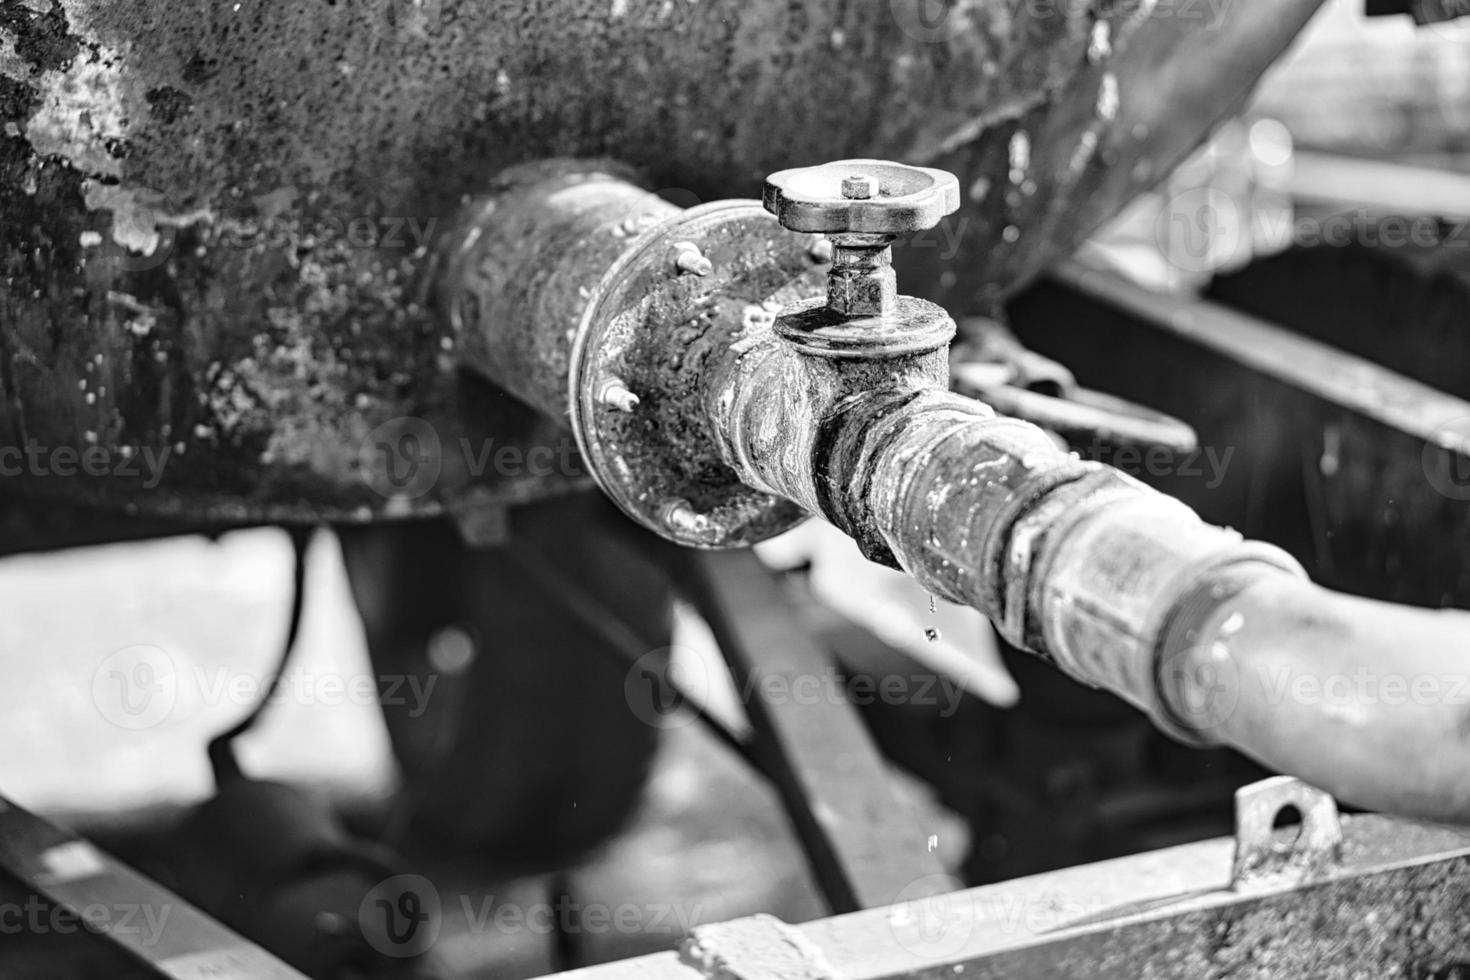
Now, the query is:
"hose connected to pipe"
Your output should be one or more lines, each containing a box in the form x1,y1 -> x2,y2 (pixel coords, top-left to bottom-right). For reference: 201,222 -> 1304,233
1163,573 -> 1470,822
439,159 -> 1470,824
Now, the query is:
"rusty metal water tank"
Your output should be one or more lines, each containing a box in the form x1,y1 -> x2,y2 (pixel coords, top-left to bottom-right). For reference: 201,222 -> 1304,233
0,0 -> 1325,529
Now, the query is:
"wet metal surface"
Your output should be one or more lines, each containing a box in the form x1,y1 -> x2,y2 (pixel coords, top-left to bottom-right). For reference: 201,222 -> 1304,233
0,0 -> 1325,528
544,813 -> 1470,980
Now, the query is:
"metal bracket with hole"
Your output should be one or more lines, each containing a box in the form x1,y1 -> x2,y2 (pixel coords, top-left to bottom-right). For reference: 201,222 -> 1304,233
1231,776 -> 1344,888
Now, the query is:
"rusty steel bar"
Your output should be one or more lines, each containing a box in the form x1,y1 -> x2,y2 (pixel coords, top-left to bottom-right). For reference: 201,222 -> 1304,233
439,160 -> 1470,825
0,793 -> 308,979
536,802 -> 1470,980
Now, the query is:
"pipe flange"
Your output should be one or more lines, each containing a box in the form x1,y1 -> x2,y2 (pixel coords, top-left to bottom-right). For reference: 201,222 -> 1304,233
569,201 -> 827,547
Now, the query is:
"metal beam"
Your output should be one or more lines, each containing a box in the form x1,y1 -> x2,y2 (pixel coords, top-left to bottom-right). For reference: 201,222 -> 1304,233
536,807 -> 1470,980
0,793 -> 307,979
680,549 -> 951,914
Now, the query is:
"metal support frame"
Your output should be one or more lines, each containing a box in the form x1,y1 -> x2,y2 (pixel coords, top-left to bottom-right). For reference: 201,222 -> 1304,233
678,549 -> 951,914
0,793 -> 307,979
535,780 -> 1470,980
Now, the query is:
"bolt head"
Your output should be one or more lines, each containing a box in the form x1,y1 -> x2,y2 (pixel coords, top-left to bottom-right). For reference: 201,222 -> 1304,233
841,175 -> 879,200
660,499 -> 704,535
597,377 -> 640,412
670,242 -> 713,277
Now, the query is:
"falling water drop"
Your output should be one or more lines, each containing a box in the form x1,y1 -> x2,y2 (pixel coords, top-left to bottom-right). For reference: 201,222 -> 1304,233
925,628 -> 942,643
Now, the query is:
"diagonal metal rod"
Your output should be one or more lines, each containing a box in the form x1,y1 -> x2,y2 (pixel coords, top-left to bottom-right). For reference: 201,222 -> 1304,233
676,548 -> 951,913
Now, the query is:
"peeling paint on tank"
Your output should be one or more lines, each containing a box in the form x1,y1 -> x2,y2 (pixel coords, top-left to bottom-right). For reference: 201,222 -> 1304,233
22,54 -> 127,177
0,0 -> 1327,528
0,31 -> 27,78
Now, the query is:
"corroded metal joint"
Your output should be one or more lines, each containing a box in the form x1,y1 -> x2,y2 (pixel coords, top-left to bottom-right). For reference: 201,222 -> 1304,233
437,155 -> 1307,745
847,389 -> 1308,739
704,342 -> 952,564
436,159 -> 829,548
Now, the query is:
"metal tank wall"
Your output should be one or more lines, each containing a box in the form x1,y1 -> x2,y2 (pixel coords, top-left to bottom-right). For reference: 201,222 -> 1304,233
0,0 -> 1325,525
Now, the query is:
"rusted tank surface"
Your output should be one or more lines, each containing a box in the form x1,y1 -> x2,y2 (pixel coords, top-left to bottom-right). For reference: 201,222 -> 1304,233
0,0 -> 1326,526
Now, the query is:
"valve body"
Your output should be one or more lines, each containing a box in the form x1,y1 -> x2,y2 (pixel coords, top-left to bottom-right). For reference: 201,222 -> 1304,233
438,159 -> 1301,741
437,158 -> 1470,824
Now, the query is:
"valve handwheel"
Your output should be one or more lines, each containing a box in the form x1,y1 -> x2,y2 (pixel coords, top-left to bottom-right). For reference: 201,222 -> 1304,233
763,159 -> 962,359
762,159 -> 961,236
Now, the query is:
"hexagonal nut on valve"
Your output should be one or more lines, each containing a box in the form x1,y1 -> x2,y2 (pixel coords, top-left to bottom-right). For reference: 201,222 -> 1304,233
762,159 -> 961,236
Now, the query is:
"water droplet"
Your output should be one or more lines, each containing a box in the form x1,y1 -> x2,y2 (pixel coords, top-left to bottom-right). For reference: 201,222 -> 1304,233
1097,73 -> 1120,122
925,628 -> 942,643
1087,20 -> 1112,64
1008,131 -> 1031,185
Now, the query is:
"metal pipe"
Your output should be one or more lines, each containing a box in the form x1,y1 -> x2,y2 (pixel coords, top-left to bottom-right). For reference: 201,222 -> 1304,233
438,159 -> 1470,823
705,327 -> 1302,737
1161,572 -> 1470,823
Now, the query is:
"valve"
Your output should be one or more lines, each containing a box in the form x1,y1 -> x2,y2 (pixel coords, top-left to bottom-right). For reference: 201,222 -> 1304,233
763,159 -> 961,359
